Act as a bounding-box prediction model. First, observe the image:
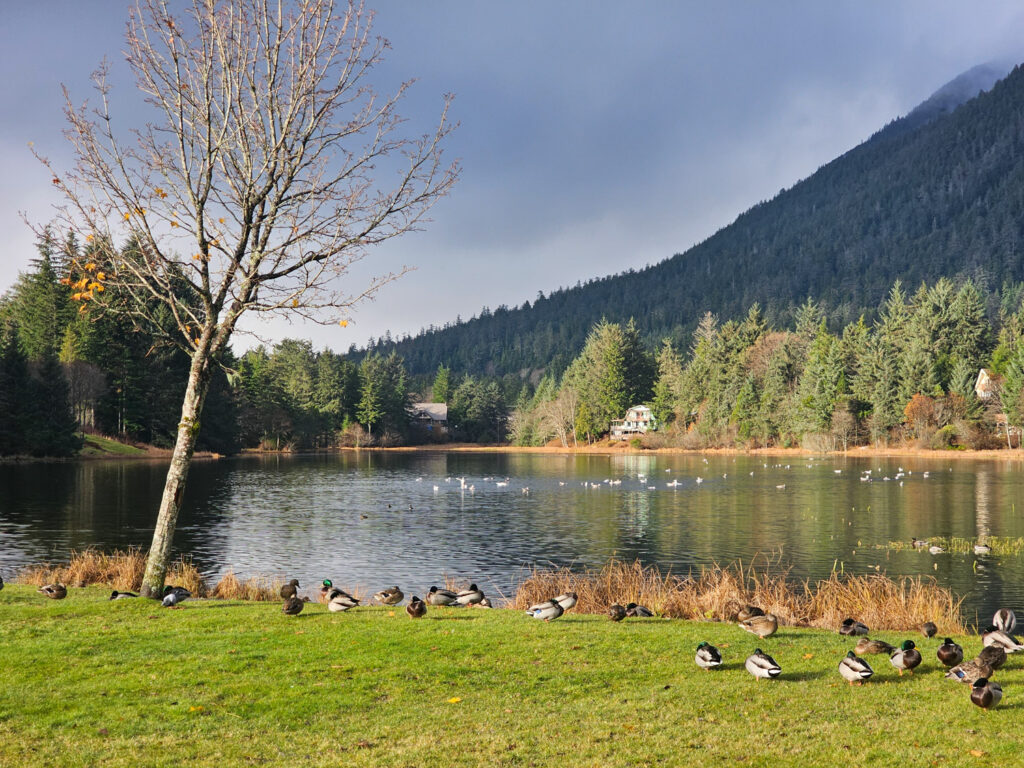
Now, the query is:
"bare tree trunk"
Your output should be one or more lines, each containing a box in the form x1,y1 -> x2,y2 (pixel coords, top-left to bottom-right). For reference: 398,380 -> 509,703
140,351 -> 212,597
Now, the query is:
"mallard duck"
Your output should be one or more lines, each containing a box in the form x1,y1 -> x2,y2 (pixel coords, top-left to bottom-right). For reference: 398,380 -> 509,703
976,644 -> 1007,670
970,678 -> 1003,710
455,584 -> 484,606
109,590 -> 138,600
426,586 -> 459,606
745,649 -> 781,680
945,659 -> 993,684
929,545 -> 945,555
737,605 -> 764,622
373,586 -> 404,605
38,584 -> 67,600
161,586 -> 191,608
974,543 -> 993,555
993,608 -> 1017,634
936,638 -> 963,667
608,604 -> 626,622
478,597 -> 493,608
625,602 -> 654,618
319,579 -> 335,602
982,626 -> 1024,652
838,651 -> 873,684
911,538 -> 927,548
739,613 -> 778,638
280,579 -> 300,600
327,588 -> 360,612
695,641 -> 722,670
920,621 -> 937,638
554,592 -> 578,611
282,596 -> 304,615
406,595 -> 426,618
889,640 -> 922,675
528,599 -> 564,622
854,638 -> 895,656
839,618 -> 870,636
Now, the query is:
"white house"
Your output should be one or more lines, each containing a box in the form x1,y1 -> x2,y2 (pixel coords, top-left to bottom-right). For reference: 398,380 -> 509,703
610,405 -> 657,440
411,402 -> 448,434
975,369 -> 1000,401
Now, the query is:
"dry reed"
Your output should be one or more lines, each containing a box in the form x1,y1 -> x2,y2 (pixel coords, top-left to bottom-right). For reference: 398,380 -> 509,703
512,558 -> 967,633
210,570 -> 283,601
16,548 -> 208,596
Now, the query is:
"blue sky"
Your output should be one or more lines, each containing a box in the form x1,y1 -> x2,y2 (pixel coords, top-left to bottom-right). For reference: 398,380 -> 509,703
3,1 -> 1024,352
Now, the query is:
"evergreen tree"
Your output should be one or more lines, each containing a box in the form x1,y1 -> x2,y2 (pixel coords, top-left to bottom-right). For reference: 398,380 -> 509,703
651,339 -> 683,425
22,352 -> 82,457
432,364 -> 451,403
0,322 -> 28,455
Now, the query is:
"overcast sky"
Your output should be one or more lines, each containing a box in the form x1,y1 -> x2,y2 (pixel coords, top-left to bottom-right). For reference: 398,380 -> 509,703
3,1 -> 1024,353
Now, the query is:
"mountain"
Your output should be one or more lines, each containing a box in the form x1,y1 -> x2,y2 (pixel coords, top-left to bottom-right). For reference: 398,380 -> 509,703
372,62 -> 1024,380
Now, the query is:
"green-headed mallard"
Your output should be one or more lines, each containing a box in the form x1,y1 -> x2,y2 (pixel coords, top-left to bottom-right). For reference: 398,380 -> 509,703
426,586 -> 458,606
920,621 -> 937,638
695,641 -> 722,670
993,608 -> 1016,633
739,613 -> 778,638
970,678 -> 1003,710
838,651 -> 873,684
889,640 -> 922,675
737,605 -> 764,622
839,618 -> 869,636
937,637 -> 963,667
911,537 -> 927,548
327,587 -> 360,612
745,649 -> 781,680
280,579 -> 300,600
945,659 -> 993,684
161,586 -> 191,608
38,584 -> 67,600
982,626 -> 1024,652
974,542 -> 993,555
625,602 -> 654,618
109,590 -> 138,600
373,586 -> 404,605
282,595 -> 304,615
319,579 -> 334,602
976,644 -> 1006,670
854,638 -> 894,656
406,595 -> 426,618
527,599 -> 564,622
608,604 -> 626,622
455,584 -> 484,606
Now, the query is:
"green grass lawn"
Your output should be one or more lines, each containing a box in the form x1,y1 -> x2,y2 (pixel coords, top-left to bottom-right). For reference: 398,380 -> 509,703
80,434 -> 149,457
0,585 -> 1018,767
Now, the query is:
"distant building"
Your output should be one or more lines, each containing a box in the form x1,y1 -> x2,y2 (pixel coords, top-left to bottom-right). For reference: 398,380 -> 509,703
610,405 -> 657,440
411,402 -> 448,434
975,369 -> 1001,401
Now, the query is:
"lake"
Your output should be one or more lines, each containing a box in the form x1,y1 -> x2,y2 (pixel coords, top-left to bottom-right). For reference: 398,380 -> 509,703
2,451 -> 1023,622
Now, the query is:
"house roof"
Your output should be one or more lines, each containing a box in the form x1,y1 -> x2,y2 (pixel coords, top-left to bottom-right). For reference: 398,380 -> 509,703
412,402 -> 448,421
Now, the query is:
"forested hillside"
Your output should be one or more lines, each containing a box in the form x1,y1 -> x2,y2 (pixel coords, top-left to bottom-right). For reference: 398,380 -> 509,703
372,63 -> 1024,378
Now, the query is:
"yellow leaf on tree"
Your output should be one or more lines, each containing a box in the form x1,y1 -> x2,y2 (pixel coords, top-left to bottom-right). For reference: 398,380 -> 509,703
339,319 -> 348,327
292,299 -> 299,308
218,217 -> 225,224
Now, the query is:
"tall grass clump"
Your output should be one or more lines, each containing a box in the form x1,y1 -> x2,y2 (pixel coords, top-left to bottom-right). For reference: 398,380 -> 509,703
210,571 -> 283,601
17,548 -> 207,595
512,558 -> 966,633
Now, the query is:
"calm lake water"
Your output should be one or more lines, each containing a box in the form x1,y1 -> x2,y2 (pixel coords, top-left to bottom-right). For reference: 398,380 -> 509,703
2,451 -> 1023,621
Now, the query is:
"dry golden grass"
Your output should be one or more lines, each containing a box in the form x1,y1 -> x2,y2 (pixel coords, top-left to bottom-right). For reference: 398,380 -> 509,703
16,548 -> 207,596
512,558 -> 966,633
210,570 -> 283,601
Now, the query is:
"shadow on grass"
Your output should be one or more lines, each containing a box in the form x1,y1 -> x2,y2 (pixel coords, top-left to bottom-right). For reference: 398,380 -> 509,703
781,668 -> 830,682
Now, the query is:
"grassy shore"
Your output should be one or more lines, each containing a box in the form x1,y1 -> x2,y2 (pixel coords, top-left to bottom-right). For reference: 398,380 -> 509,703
0,585 -> 1018,767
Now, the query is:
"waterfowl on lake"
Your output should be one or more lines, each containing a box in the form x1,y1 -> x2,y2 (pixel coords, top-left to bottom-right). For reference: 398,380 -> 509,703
406,595 -> 427,618
736,605 -> 764,622
739,613 -> 778,638
109,590 -> 138,600
945,659 -> 993,685
839,618 -> 869,636
889,640 -> 922,675
425,586 -> 459,606
38,584 -> 67,600
838,651 -> 873,685
161,586 -> 191,608
625,602 -> 654,618
854,638 -> 895,656
280,579 -> 300,600
928,545 -> 945,555
970,678 -> 1003,710
608,604 -> 627,622
976,644 -> 1007,670
327,588 -> 360,612
695,642 -> 722,670
920,621 -> 937,638
745,649 -> 781,680
974,543 -> 993,555
455,584 -> 485,606
911,537 -> 928,548
993,608 -> 1017,634
981,626 -> 1024,652
528,600 -> 564,622
373,586 -> 404,605
936,638 -> 963,667
282,596 -> 304,615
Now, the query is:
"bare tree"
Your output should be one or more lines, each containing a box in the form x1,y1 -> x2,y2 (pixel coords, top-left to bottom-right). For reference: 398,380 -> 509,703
35,0 -> 458,595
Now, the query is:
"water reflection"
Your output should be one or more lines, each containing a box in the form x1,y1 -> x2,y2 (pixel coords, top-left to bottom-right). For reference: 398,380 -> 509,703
1,453 -> 1023,618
